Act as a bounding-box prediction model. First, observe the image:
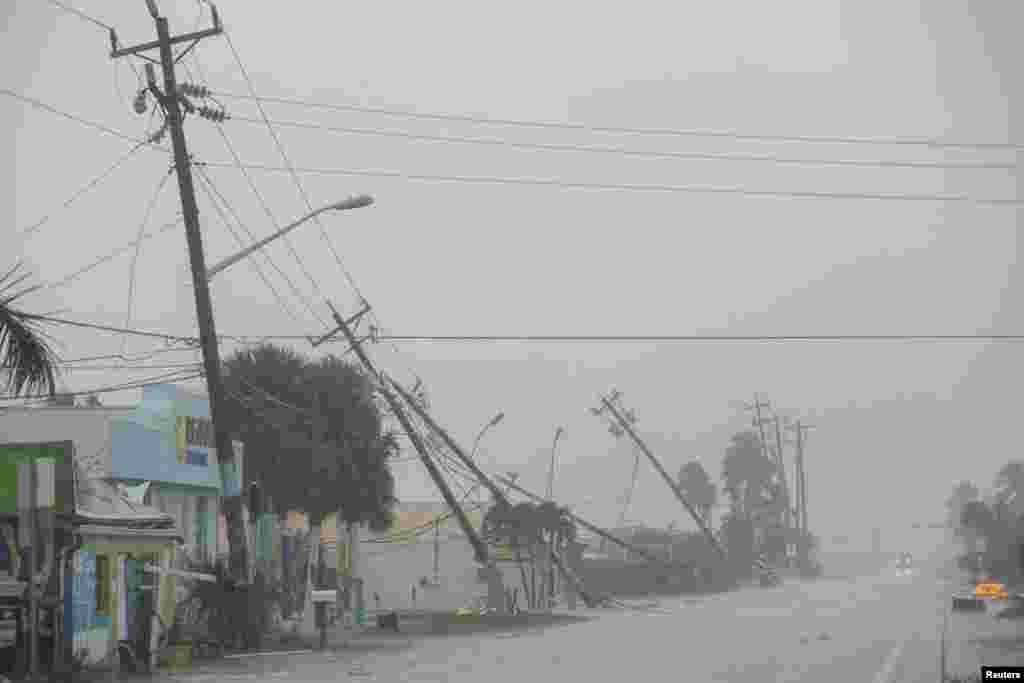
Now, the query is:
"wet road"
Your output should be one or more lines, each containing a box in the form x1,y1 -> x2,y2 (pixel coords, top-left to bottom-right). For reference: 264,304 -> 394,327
172,557 -> 1022,682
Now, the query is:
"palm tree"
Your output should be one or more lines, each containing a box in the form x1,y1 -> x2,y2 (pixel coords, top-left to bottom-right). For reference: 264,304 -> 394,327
721,431 -> 776,520
678,461 -> 717,526
947,481 -> 980,534
1,263 -> 58,397
995,462 -> 1024,513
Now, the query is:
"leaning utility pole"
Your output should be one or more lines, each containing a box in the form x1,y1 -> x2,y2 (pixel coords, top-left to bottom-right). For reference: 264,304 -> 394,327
745,393 -> 773,461
768,415 -> 794,562
316,301 -> 507,613
390,378 -> 600,608
789,421 -> 814,566
112,1 -> 249,581
593,390 -> 726,560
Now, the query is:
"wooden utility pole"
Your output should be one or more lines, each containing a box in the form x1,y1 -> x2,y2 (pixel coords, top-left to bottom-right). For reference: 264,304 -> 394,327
389,378 -> 600,608
747,394 -> 773,461
317,302 -> 507,612
593,391 -> 726,560
767,415 -> 795,564
789,421 -> 814,566
112,1 -> 249,583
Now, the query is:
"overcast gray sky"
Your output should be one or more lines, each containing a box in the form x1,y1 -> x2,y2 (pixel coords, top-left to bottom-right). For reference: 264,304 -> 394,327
4,1 -> 1021,547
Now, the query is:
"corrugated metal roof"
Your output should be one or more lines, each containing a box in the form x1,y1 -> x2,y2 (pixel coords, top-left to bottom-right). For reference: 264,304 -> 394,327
74,461 -> 176,529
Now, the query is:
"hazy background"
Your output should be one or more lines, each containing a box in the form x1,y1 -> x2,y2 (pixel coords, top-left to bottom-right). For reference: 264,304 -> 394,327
3,1 -> 1021,550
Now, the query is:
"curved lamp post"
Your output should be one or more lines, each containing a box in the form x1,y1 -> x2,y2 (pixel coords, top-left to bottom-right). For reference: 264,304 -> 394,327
470,411 -> 505,462
546,426 -> 565,501
206,195 -> 374,280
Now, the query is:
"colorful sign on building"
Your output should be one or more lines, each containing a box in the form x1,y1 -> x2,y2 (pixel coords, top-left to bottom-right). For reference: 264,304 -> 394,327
110,385 -> 240,493
0,441 -> 74,516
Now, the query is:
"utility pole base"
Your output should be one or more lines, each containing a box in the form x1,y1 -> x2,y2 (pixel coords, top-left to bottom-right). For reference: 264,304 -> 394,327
484,566 -> 506,614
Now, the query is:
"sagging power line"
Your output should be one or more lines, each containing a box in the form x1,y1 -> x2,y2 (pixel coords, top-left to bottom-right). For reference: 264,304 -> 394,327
229,114 -> 1020,171
19,315 -> 1024,345
198,161 -> 1024,206
211,90 -> 1024,152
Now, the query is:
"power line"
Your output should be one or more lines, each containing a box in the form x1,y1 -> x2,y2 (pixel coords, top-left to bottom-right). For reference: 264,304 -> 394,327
21,315 -> 1024,345
58,362 -> 202,372
39,217 -> 183,292
221,31 -> 359,302
0,369 -> 204,403
362,334 -> 1024,343
119,169 -> 176,365
231,114 -> 1019,172
197,161 -> 1023,206
202,125 -> 329,329
211,90 -> 1024,152
188,34 -> 417,390
17,142 -> 152,237
1,89 -> 167,149
22,313 -> 199,344
60,346 -> 199,365
193,167 -> 315,328
43,0 -> 113,31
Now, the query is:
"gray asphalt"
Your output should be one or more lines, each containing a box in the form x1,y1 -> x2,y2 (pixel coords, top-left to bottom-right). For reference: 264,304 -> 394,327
165,549 -> 1023,682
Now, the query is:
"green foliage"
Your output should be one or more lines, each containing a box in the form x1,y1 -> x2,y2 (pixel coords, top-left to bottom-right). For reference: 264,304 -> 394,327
677,460 -> 717,525
221,342 -> 398,528
0,262 -> 58,397
955,463 -> 1024,584
947,481 -> 980,536
721,431 -> 777,520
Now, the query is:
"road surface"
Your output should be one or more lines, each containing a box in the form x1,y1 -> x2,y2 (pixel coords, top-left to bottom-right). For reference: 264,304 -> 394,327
170,550 -> 1022,682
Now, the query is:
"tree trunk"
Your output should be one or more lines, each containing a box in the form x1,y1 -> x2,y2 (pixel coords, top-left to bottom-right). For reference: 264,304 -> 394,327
513,539 -> 530,607
528,545 -> 537,609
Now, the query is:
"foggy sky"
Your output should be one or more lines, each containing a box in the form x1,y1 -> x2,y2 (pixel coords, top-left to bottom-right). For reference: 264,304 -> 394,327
4,1 -> 1021,547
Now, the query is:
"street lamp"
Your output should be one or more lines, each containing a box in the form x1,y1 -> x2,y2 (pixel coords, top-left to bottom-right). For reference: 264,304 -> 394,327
470,412 -> 505,462
205,195 -> 374,280
546,426 -> 565,501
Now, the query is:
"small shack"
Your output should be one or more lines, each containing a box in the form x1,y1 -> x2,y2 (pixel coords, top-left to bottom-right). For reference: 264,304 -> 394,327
68,463 -> 181,673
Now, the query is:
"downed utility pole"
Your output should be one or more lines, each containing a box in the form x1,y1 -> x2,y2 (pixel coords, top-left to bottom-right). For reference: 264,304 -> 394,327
389,379 -> 601,608
496,475 -> 697,573
317,301 -> 507,613
594,390 -> 726,560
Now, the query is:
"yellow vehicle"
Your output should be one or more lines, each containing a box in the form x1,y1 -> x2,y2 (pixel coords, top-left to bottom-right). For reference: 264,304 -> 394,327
974,582 -> 1010,600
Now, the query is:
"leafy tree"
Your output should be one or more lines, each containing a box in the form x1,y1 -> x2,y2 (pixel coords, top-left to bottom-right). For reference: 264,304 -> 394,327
961,500 -> 995,536
947,481 -> 980,533
721,431 -> 776,521
1,263 -> 57,397
221,343 -> 397,532
677,461 -> 717,526
995,462 -> 1024,510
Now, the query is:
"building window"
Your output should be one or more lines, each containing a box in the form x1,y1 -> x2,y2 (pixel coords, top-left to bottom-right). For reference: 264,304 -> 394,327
95,555 -> 110,616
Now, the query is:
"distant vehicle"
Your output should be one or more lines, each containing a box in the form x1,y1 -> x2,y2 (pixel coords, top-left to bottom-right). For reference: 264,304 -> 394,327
897,552 -> 913,570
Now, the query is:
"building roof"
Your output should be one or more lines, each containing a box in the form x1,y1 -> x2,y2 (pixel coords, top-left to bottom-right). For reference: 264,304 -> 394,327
74,460 -> 177,530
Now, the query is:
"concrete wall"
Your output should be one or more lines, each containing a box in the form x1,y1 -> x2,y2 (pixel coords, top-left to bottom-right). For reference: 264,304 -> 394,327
361,537 -> 523,612
0,407 -> 128,478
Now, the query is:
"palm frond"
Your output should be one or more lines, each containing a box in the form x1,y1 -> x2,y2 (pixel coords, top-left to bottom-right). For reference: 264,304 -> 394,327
0,264 -> 59,397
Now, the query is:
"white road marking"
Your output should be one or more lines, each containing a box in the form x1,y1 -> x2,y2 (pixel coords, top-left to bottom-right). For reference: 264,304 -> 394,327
224,649 -> 314,658
872,639 -> 908,683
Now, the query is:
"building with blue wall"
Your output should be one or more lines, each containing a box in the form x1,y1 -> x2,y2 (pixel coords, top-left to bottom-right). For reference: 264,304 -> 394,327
109,384 -> 243,564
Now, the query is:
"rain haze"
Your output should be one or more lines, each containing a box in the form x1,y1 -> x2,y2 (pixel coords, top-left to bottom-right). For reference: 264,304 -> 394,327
2,2 -> 1023,679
